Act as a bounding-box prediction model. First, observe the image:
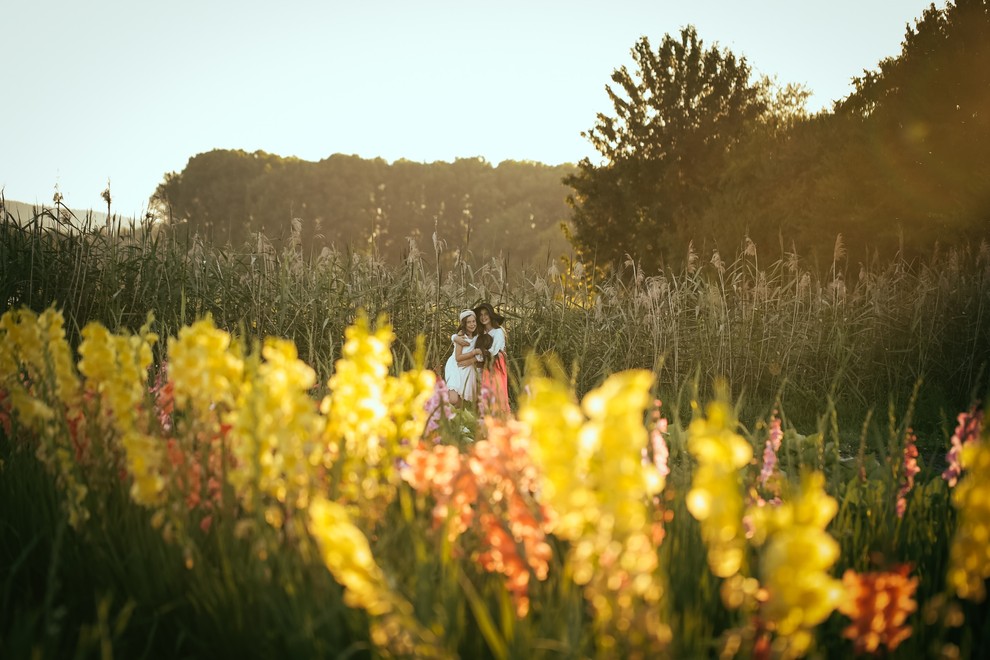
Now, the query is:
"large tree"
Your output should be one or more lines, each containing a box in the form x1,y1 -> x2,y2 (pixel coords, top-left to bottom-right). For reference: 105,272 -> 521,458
834,0 -> 990,250
565,26 -> 769,272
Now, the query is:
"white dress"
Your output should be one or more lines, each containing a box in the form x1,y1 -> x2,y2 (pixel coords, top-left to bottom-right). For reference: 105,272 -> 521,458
444,334 -> 478,400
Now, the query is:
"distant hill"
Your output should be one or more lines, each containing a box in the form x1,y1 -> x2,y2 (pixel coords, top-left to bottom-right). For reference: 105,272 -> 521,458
1,198 -> 125,228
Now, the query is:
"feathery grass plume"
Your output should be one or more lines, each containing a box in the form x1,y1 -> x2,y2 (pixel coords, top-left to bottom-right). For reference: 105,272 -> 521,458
746,472 -> 843,659
947,422 -> 990,601
0,307 -> 90,528
320,311 -> 435,527
838,564 -> 918,655
685,393 -> 752,579
308,496 -> 451,659
78,317 -> 163,508
519,368 -> 670,657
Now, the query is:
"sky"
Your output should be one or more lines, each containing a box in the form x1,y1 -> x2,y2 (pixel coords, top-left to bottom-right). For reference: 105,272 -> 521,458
3,0 -> 941,217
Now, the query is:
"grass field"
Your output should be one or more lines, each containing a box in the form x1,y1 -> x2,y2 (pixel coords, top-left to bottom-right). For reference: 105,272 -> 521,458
2,205 -> 989,658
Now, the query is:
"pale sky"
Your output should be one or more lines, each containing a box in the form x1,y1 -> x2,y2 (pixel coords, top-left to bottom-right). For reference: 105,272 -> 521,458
3,0 -> 939,217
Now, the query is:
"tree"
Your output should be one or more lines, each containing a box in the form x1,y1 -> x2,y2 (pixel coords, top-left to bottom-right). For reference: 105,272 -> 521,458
565,26 -> 769,272
835,0 -> 990,251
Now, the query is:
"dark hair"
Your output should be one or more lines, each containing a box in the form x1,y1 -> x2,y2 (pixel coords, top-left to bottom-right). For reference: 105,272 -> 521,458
473,302 -> 504,329
475,332 -> 494,367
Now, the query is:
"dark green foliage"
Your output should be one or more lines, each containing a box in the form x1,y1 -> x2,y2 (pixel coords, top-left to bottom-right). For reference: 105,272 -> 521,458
565,26 -> 770,272
569,2 -> 990,274
151,151 -> 576,270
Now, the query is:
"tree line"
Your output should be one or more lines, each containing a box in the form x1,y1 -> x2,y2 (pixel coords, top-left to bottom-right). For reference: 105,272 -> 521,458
152,0 -> 989,276
151,152 -> 575,269
568,0 -> 990,273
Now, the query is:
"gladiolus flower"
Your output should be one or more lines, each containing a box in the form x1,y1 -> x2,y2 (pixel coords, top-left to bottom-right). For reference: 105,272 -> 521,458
947,436 -> 990,601
686,399 -> 753,578
760,415 -> 782,489
943,408 -> 982,487
839,564 -> 918,654
896,429 -> 920,519
755,473 -> 843,658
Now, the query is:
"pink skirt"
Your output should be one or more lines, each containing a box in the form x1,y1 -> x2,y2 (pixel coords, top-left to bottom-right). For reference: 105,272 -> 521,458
481,353 -> 510,415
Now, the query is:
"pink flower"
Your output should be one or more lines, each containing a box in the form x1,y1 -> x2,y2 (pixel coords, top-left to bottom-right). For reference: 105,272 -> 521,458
423,379 -> 456,441
759,416 -> 782,489
642,399 -> 669,478
149,363 -> 174,433
896,430 -> 920,518
943,408 -> 983,487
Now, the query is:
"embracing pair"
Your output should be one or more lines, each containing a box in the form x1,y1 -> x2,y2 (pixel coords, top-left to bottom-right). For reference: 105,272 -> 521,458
443,302 -> 509,412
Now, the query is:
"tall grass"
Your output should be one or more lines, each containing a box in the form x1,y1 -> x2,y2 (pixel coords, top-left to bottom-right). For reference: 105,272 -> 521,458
3,200 -> 986,440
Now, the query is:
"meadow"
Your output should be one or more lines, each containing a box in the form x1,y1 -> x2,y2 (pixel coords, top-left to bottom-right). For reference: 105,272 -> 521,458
2,204 -> 990,658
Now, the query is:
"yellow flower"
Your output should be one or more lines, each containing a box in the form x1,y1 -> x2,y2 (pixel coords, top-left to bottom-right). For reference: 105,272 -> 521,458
38,308 -> 81,406
78,323 -> 118,385
517,374 -> 586,536
320,312 -> 434,524
167,317 -> 243,418
948,437 -> 990,601
228,338 -> 325,513
79,319 -> 164,507
308,496 -> 448,659
686,399 -> 753,578
1,307 -> 89,529
756,472 -> 843,657
0,309 -> 44,374
519,369 -> 670,656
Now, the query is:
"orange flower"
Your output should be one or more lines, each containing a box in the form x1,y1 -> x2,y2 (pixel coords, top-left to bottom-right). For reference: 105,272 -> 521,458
401,419 -> 554,617
839,564 -> 918,654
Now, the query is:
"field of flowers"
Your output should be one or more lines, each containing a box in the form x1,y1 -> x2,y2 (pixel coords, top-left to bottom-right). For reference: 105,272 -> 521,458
1,206 -> 990,657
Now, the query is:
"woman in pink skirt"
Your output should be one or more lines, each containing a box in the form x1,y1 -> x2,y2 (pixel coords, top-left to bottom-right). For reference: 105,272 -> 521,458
472,302 -> 509,414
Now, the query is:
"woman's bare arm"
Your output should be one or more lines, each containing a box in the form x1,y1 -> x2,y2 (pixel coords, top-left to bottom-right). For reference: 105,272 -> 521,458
455,345 -> 480,366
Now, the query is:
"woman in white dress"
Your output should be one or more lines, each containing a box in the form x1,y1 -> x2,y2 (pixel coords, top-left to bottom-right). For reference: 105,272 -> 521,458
444,309 -> 485,405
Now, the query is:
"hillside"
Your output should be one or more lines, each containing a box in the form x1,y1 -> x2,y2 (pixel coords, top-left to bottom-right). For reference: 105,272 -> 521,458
1,198 -> 121,229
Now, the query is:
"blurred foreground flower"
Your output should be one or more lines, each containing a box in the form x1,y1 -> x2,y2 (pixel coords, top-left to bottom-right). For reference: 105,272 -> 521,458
321,312 -> 435,527
1,308 -> 90,528
520,369 -> 670,657
79,318 -> 163,507
896,429 -> 920,519
750,472 -> 843,659
839,564 -> 918,655
308,496 -> 449,659
947,427 -> 990,601
686,397 -> 752,579
402,418 -> 554,618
